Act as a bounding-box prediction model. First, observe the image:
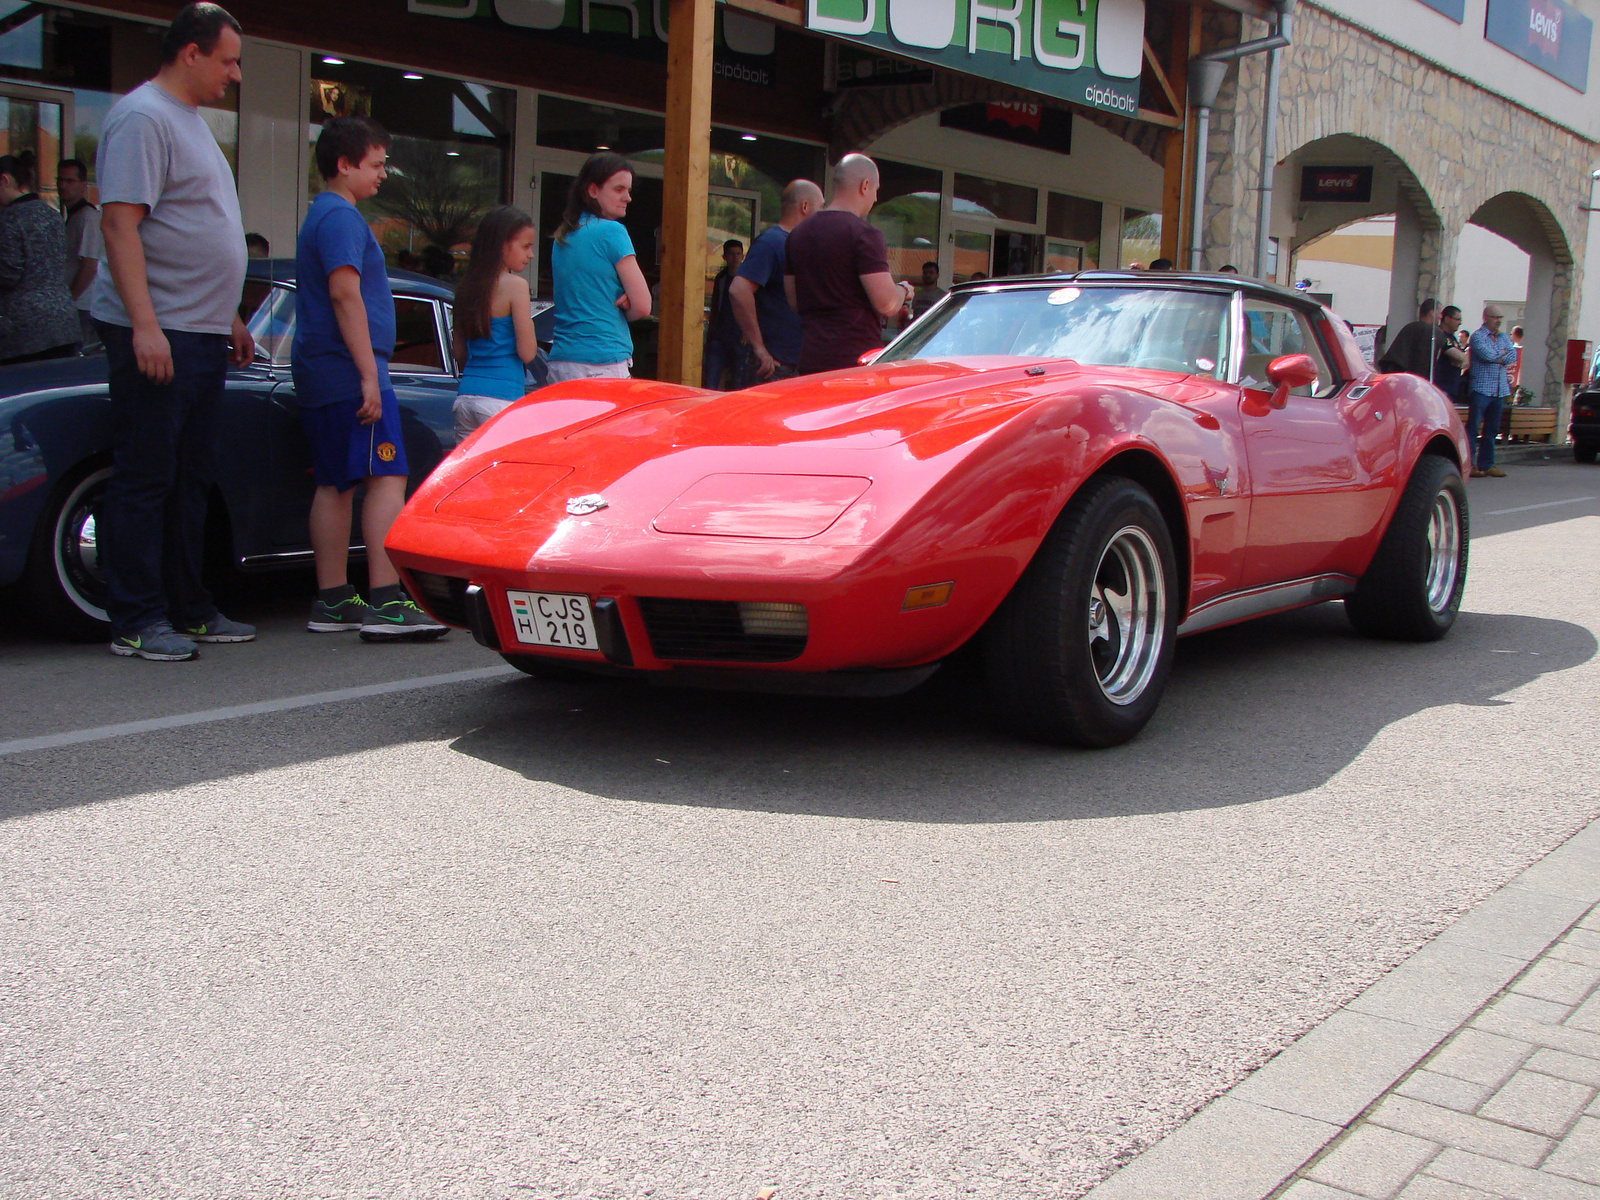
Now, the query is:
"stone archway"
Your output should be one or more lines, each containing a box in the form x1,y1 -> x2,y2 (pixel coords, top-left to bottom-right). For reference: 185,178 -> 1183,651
1275,133 -> 1443,337
1466,192 -> 1576,409
1199,2 -> 1590,406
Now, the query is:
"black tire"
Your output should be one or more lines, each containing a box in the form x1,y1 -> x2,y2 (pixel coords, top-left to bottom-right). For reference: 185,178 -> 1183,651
1575,441 -> 1598,464
23,462 -> 113,642
983,476 -> 1178,748
1345,455 -> 1467,642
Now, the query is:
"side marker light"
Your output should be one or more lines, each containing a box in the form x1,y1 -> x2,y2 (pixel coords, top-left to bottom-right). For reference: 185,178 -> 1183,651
902,581 -> 955,611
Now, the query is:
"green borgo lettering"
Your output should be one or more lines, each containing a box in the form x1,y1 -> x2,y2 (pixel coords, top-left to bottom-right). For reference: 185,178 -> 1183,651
1035,0 -> 1094,70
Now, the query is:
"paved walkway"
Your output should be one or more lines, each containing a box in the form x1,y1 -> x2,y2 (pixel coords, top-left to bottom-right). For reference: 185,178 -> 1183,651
1084,819 -> 1600,1200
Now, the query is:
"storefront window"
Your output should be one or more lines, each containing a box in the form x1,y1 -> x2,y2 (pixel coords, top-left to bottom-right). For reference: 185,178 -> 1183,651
1047,192 -> 1101,270
708,128 -> 824,227
873,158 -> 941,285
0,4 -> 237,198
308,58 -> 512,277
1120,209 -> 1163,269
537,94 -> 663,159
954,173 -> 1038,226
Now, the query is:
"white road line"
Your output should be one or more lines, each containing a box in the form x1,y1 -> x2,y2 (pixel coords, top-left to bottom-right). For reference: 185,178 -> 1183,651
0,665 -> 517,758
1480,496 -> 1597,517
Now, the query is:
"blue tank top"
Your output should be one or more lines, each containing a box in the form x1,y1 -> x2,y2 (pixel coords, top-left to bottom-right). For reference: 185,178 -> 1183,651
456,314 -> 527,401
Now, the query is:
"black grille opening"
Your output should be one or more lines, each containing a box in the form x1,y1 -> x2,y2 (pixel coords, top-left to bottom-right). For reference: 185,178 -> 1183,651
637,597 -> 807,663
407,570 -> 471,627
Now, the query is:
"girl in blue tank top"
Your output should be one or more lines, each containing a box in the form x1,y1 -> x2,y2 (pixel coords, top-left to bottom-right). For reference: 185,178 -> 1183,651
451,206 -> 540,439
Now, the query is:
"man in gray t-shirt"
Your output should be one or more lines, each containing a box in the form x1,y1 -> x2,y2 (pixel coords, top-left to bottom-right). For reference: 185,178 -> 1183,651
94,2 -> 257,661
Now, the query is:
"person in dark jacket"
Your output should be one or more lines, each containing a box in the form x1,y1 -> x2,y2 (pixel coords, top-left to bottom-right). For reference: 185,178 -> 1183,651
1377,298 -> 1448,382
0,151 -> 82,364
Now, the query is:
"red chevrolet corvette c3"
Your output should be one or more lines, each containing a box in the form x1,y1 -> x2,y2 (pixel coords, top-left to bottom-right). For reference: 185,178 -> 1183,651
385,272 -> 1470,747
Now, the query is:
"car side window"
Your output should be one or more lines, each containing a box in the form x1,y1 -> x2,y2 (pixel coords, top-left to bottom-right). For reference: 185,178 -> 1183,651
391,298 -> 447,374
1239,301 -> 1339,397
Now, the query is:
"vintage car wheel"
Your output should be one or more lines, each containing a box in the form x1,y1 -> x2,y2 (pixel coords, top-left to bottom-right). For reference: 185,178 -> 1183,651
1575,441 -> 1598,464
1345,455 -> 1467,642
24,462 -> 113,642
983,476 -> 1178,748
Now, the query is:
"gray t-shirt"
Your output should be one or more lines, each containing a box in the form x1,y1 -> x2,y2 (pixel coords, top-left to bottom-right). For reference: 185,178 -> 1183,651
63,202 -> 103,313
90,81 -> 246,335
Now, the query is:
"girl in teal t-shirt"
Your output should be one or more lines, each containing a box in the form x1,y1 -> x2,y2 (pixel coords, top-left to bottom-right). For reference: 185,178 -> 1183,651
548,152 -> 652,381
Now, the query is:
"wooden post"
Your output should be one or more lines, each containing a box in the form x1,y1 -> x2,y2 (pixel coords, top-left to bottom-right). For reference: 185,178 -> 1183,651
1160,5 -> 1200,265
657,0 -> 716,386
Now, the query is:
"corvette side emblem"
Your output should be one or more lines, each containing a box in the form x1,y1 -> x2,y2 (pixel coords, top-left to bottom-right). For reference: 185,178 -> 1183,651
566,494 -> 608,516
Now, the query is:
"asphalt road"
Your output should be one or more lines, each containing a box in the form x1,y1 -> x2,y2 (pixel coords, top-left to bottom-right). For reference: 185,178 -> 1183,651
3,461 -> 1598,1199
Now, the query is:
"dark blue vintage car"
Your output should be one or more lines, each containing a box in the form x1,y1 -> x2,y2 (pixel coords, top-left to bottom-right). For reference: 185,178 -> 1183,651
0,260 -> 551,640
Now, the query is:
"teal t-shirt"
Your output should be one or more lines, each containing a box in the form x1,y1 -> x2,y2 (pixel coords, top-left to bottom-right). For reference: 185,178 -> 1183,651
549,213 -> 635,365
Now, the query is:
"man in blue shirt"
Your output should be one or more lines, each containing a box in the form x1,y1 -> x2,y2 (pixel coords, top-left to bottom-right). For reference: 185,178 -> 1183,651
1465,304 -> 1518,478
293,116 -> 445,641
728,179 -> 822,385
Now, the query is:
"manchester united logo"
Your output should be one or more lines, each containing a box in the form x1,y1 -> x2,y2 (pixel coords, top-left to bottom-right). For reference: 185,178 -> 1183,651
375,442 -> 396,462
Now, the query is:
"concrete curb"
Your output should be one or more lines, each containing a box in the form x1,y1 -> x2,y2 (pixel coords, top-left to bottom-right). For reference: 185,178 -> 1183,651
1080,818 -> 1600,1200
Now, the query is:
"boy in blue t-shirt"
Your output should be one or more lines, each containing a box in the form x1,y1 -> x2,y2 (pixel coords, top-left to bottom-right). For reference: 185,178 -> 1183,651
293,116 -> 444,642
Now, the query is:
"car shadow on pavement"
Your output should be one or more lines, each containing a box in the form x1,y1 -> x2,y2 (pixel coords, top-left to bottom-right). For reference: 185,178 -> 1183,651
1,604 -> 1591,827
447,603 -> 1597,824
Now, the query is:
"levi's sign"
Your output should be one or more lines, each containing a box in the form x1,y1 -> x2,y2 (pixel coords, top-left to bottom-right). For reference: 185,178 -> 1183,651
806,0 -> 1146,117
1484,0 -> 1591,91
1300,166 -> 1374,203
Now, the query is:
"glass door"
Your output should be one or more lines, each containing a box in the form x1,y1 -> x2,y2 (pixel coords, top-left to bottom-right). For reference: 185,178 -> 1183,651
1045,239 -> 1086,273
0,85 -> 74,208
951,225 -> 993,283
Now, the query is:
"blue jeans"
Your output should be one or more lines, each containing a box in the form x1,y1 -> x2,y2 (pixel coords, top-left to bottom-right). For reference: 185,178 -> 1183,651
1465,391 -> 1506,470
96,322 -> 229,636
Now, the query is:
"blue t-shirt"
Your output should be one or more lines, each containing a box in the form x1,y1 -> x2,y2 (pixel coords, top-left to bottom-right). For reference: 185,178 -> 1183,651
457,314 -> 526,401
291,191 -> 395,407
735,224 -> 800,365
549,213 -> 635,365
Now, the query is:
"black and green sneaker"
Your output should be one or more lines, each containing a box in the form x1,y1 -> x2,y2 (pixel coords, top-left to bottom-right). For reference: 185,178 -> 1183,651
308,593 -> 370,632
359,596 -> 449,642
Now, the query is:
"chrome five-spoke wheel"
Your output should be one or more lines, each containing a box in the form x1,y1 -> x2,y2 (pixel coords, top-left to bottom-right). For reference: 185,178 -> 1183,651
1424,488 -> 1461,614
1087,525 -> 1167,705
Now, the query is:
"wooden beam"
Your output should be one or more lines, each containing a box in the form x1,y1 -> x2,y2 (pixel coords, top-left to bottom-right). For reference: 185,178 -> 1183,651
657,0 -> 716,387
722,0 -> 803,24
1142,39 -> 1183,118
1136,108 -> 1184,129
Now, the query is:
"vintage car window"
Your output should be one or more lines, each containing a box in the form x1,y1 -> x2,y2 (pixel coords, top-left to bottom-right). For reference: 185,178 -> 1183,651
245,284 -> 296,366
1239,300 -> 1339,397
881,286 -> 1231,378
390,298 -> 448,374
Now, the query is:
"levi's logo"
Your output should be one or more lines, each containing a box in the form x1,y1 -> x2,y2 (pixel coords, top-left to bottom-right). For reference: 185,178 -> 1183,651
1529,0 -> 1562,57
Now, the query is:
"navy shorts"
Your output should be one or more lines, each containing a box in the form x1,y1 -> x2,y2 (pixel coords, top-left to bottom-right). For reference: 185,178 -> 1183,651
299,388 -> 409,492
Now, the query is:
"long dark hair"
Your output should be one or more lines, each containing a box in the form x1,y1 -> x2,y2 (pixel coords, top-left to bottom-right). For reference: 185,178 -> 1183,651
454,205 -> 534,343
0,150 -> 36,193
554,151 -> 631,244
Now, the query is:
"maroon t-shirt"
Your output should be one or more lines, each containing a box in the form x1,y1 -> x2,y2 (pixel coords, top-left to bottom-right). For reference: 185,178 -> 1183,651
784,209 -> 890,374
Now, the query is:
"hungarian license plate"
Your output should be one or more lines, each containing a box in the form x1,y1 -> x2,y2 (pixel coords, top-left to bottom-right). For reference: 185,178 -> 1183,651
505,590 -> 600,652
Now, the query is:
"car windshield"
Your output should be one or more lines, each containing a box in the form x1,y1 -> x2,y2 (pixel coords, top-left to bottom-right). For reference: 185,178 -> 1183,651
880,284 -> 1233,378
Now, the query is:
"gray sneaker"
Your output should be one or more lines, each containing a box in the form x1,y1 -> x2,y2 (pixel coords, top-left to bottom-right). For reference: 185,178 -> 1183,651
178,613 -> 256,643
359,596 -> 449,642
110,622 -> 198,661
308,593 -> 370,632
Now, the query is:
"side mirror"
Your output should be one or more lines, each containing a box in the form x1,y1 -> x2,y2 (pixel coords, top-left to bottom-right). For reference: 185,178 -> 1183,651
858,347 -> 885,366
1266,353 -> 1318,408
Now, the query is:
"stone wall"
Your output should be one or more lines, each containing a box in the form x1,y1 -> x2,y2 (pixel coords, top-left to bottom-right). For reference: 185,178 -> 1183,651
1201,2 -> 1594,408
